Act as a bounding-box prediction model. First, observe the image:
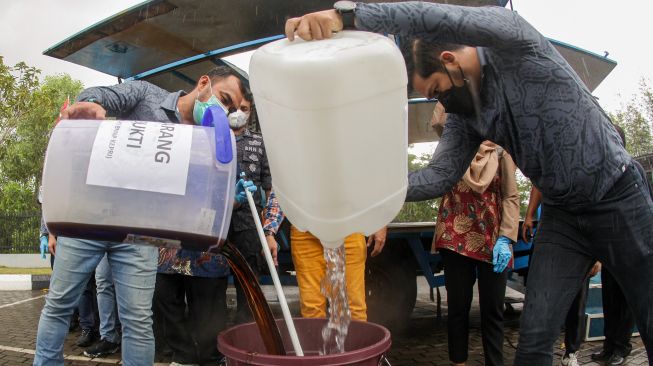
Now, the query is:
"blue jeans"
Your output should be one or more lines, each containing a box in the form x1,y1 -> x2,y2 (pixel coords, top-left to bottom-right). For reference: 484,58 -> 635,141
95,254 -> 120,344
34,238 -> 157,366
77,274 -> 98,331
515,162 -> 653,365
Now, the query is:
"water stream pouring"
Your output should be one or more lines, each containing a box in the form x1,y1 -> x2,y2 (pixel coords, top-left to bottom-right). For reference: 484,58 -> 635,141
250,31 -> 408,248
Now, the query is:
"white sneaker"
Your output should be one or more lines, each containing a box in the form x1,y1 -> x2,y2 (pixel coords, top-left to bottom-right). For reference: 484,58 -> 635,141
561,351 -> 579,366
170,362 -> 199,366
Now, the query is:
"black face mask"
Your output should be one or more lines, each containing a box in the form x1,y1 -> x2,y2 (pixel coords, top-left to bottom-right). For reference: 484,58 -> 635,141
437,64 -> 476,116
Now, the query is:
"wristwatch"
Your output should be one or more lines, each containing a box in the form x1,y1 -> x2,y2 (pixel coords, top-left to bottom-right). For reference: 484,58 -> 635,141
85,97 -> 103,107
334,1 -> 357,30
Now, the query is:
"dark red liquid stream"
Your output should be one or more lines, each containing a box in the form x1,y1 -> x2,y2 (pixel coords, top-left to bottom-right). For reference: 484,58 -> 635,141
47,222 -> 286,355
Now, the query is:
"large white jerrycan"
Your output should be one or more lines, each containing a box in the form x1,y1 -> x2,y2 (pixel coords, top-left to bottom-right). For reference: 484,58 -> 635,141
41,106 -> 236,252
250,31 -> 408,248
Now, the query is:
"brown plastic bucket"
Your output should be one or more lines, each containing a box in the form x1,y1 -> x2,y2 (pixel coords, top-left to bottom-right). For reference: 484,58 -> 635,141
218,318 -> 391,366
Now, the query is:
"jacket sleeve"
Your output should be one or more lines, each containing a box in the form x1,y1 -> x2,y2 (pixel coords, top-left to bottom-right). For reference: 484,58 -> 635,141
498,151 -> 520,242
355,2 -> 545,50
263,191 -> 285,236
77,81 -> 152,118
260,141 -> 273,192
406,116 -> 481,202
40,216 -> 49,236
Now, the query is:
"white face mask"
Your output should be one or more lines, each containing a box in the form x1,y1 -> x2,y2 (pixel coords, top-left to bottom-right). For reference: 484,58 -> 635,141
229,109 -> 249,129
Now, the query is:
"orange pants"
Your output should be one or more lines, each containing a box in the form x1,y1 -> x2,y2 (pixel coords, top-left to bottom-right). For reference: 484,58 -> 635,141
290,226 -> 367,321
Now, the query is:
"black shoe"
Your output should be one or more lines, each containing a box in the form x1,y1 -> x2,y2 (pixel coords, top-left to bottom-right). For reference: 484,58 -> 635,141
84,339 -> 120,358
75,328 -> 97,347
591,349 -> 612,362
607,354 -> 626,366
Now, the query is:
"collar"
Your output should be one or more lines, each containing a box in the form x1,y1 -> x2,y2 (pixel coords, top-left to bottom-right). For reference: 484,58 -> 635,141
161,90 -> 186,122
234,128 -> 250,141
476,47 -> 490,86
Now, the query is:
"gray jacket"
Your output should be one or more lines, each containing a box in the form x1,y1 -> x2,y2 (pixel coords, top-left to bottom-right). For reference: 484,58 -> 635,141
356,2 -> 630,205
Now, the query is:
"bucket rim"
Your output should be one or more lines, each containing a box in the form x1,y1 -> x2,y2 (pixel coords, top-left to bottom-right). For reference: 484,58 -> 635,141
217,318 -> 392,365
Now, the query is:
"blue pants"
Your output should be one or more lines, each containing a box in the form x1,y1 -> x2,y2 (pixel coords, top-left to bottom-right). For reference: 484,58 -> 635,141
515,162 -> 653,365
77,272 -> 98,331
95,254 -> 121,344
34,238 -> 157,366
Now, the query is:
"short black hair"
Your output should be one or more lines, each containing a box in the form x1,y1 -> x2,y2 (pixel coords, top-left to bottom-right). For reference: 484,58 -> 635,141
400,38 -> 464,90
243,90 -> 253,103
206,66 -> 247,97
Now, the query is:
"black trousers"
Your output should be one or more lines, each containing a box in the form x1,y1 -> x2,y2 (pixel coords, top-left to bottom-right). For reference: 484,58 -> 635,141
228,229 -> 260,324
564,277 -> 589,354
78,273 -> 99,331
153,273 -> 228,365
601,268 -> 635,357
515,162 -> 653,365
441,249 -> 507,366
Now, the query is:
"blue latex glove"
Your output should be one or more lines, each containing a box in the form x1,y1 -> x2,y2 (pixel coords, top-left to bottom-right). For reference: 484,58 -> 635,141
235,178 -> 257,204
39,235 -> 49,259
492,235 -> 512,273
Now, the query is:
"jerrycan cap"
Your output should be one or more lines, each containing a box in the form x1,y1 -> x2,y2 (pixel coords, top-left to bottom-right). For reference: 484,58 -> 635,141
202,105 -> 233,164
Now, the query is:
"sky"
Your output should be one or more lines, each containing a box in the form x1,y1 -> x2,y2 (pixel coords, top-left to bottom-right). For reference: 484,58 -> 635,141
1,0 -> 652,117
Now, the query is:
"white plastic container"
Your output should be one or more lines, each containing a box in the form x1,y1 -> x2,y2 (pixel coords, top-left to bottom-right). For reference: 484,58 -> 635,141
250,31 -> 408,248
42,110 -> 236,252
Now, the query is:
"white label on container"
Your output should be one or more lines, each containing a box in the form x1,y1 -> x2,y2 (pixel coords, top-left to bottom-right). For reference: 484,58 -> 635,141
86,120 -> 193,195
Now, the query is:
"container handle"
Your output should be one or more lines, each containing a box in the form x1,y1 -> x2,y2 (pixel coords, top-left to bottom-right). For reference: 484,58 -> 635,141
202,105 -> 233,164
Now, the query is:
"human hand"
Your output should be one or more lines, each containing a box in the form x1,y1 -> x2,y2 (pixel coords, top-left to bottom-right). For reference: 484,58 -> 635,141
367,226 -> 388,257
40,236 -> 49,259
521,216 -> 534,242
48,234 -> 57,256
285,9 -> 343,41
265,235 -> 279,266
492,236 -> 512,273
60,101 -> 106,120
235,178 -> 257,205
589,261 -> 602,277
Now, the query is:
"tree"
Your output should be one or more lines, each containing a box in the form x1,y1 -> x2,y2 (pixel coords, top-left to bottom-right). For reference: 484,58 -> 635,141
639,79 -> 653,127
515,169 -> 532,219
610,78 -> 653,157
393,151 -> 440,222
0,57 -> 83,213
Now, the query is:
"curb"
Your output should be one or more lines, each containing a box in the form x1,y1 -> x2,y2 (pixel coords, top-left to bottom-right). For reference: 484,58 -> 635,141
0,274 -> 50,291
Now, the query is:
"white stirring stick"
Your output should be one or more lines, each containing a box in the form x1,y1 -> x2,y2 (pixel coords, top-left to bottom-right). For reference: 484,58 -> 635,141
245,189 -> 304,356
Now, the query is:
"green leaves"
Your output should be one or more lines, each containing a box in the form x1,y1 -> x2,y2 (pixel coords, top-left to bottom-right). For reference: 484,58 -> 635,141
610,78 -> 653,158
0,57 -> 83,213
393,151 -> 440,223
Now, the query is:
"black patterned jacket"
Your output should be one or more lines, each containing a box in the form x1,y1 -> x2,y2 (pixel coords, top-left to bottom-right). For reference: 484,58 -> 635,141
231,129 -> 272,232
355,2 -> 630,205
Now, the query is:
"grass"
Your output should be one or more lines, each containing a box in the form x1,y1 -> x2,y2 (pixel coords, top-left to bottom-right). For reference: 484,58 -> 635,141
0,266 -> 52,275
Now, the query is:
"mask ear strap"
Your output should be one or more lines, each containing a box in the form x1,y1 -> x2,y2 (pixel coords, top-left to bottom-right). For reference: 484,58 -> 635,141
458,65 -> 469,83
441,61 -> 456,85
197,77 -> 213,102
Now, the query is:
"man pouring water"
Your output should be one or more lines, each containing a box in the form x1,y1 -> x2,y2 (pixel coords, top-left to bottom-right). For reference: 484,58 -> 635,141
284,2 -> 653,364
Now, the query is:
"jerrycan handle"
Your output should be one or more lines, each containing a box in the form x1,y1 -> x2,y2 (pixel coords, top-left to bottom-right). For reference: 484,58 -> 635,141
202,105 -> 233,164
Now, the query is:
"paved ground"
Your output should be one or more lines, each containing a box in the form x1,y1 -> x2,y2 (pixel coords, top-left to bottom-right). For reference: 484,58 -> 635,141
0,278 -> 647,365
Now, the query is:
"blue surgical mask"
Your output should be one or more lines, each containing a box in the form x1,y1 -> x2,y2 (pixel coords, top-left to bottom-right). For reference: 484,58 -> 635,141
193,79 -> 229,125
